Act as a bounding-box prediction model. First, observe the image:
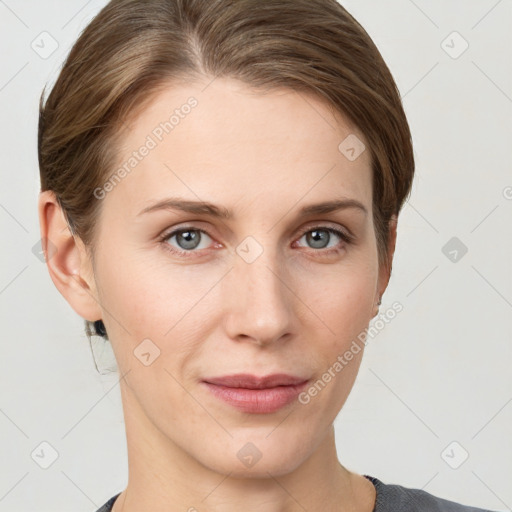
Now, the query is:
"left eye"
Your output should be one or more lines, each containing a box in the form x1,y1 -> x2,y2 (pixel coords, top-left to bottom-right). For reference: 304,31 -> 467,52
295,227 -> 349,250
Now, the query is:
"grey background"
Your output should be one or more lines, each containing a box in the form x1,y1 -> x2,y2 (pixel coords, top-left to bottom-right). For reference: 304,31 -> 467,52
0,0 -> 511,510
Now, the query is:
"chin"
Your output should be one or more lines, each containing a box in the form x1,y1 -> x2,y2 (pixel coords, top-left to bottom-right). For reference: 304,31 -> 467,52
197,437 -> 311,479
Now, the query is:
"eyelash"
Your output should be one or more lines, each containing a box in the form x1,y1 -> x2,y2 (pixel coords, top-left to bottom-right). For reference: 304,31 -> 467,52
157,225 -> 355,258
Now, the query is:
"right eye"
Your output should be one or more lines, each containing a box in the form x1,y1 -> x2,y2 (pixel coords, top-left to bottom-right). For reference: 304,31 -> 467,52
159,227 -> 216,257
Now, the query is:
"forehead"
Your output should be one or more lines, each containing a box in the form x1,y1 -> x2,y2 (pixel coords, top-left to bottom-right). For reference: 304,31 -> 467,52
104,77 -> 372,222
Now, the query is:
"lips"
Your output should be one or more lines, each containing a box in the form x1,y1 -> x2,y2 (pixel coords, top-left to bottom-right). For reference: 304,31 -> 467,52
202,373 -> 308,389
201,373 -> 310,414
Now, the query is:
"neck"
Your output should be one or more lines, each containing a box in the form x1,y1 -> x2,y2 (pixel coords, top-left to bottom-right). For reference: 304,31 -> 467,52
113,382 -> 375,512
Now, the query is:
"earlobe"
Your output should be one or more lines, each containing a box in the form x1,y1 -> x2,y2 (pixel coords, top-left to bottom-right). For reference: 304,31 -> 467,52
372,294 -> 382,318
37,190 -> 102,322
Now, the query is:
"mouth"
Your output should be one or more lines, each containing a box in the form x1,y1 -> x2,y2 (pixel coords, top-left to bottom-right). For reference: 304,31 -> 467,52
201,373 -> 310,414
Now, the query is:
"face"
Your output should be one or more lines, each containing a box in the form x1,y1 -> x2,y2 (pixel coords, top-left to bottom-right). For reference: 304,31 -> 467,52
83,77 -> 389,477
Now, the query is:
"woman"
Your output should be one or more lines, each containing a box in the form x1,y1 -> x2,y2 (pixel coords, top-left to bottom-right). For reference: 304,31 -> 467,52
36,0 -> 498,510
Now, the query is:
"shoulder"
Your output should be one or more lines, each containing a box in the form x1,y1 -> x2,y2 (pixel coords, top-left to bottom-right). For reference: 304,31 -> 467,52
95,492 -> 121,512
364,475 -> 499,512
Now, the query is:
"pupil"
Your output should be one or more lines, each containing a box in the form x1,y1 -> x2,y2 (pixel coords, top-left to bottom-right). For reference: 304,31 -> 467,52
178,230 -> 199,250
308,229 -> 328,249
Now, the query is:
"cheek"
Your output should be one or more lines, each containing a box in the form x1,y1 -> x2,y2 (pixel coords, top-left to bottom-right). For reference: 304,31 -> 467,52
95,257 -> 214,418
295,267 -> 376,420
95,251 -> 225,368
299,259 -> 378,334
294,258 -> 377,403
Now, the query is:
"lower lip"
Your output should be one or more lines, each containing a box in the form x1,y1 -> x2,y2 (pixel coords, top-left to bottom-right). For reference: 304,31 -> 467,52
202,381 -> 309,414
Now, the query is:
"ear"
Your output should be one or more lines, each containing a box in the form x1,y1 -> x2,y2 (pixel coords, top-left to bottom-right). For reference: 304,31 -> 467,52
375,214 -> 398,308
37,190 -> 102,322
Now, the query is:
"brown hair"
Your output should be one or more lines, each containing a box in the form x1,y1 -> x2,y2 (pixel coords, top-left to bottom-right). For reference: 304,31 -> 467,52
38,0 -> 415,341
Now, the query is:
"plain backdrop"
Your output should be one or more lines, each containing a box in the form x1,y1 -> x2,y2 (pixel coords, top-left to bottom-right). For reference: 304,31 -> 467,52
0,1 -> 511,511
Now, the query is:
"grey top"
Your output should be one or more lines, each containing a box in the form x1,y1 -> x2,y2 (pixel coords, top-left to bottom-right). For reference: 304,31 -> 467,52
95,475 -> 498,511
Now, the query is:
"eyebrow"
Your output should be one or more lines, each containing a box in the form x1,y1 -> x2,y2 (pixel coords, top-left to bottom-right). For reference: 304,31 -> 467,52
137,197 -> 368,219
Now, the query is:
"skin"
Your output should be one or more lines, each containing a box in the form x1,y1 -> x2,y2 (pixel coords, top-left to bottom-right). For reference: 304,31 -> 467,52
39,76 -> 397,512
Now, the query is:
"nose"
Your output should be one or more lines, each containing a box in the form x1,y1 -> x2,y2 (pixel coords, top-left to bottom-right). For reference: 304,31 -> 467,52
223,245 -> 294,347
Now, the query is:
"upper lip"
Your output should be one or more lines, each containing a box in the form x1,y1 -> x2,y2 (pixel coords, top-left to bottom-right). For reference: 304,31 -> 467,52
203,373 -> 309,389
